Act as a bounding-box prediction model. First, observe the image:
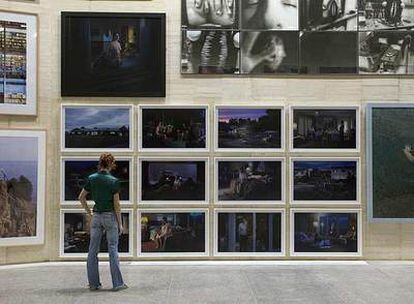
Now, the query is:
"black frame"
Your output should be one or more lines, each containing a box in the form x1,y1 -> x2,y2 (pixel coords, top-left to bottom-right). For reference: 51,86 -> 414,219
61,12 -> 166,97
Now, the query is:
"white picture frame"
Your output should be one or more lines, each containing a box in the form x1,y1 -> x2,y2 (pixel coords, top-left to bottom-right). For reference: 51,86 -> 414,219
61,104 -> 134,153
214,105 -> 285,153
289,208 -> 363,257
213,208 -> 286,257
59,208 -> 134,258
138,104 -> 210,153
138,157 -> 209,205
137,208 -> 210,257
289,105 -> 360,153
0,11 -> 37,116
0,129 -> 46,246
60,156 -> 134,206
290,157 -> 361,205
214,157 -> 286,205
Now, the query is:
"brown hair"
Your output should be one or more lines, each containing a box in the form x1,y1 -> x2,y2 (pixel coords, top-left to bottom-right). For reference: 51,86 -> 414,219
98,153 -> 116,171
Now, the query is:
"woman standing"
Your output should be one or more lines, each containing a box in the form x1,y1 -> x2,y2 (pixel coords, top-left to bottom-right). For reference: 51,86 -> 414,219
78,153 -> 128,291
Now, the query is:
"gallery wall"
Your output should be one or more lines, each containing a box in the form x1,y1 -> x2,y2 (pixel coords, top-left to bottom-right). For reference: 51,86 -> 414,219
1,0 -> 414,265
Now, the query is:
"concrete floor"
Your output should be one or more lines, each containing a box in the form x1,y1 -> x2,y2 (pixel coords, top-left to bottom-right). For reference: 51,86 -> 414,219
0,261 -> 413,304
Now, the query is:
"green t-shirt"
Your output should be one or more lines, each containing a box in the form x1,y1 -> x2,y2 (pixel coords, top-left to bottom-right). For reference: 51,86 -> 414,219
83,171 -> 120,212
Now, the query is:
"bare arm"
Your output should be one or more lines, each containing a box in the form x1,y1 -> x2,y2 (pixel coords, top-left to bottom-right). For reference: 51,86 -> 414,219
113,193 -> 123,235
78,189 -> 92,215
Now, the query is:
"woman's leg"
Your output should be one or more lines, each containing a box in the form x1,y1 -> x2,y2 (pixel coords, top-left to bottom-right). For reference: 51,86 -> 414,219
104,213 -> 125,289
87,214 -> 103,289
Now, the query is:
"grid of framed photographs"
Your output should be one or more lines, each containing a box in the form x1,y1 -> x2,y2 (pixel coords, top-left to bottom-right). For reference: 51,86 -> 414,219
181,0 -> 414,75
59,104 -> 362,258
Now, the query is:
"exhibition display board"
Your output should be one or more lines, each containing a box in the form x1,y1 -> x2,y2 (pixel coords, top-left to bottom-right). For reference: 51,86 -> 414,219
1,0 -> 414,265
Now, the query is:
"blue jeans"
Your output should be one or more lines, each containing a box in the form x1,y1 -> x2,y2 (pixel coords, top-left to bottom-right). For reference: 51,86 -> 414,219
87,212 -> 124,289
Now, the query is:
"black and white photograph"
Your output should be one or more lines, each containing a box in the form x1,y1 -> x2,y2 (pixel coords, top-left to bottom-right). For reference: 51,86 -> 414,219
216,211 -> 283,255
140,159 -> 207,203
61,12 -> 165,97
291,210 -> 360,256
61,210 -> 131,256
299,31 -> 358,74
62,105 -> 132,151
182,0 -> 239,29
181,30 -> 240,74
216,158 -> 283,202
216,106 -> 282,150
292,108 -> 358,150
292,159 -> 358,202
62,158 -> 131,203
140,106 -> 208,150
240,31 -> 299,74
300,0 -> 358,31
140,211 -> 207,255
359,31 -> 414,75
241,0 -> 298,30
358,0 -> 414,31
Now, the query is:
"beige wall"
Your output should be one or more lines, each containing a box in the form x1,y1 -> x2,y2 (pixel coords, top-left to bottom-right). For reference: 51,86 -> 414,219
0,0 -> 413,265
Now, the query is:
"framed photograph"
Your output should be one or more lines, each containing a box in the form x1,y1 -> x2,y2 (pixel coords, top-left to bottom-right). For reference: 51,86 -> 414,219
138,209 -> 209,257
215,105 -> 284,152
60,209 -> 133,258
367,104 -> 414,221
214,208 -> 285,257
0,130 -> 45,246
299,0 -> 358,31
61,157 -> 132,205
181,0 -> 239,29
215,157 -> 285,204
290,208 -> 362,257
241,0 -> 298,30
240,31 -> 299,74
299,31 -> 358,74
61,12 -> 166,97
0,11 -> 37,116
291,157 -> 360,204
138,105 -> 209,152
139,157 -> 209,204
359,31 -> 414,75
61,104 -> 133,152
358,0 -> 414,31
181,30 -> 240,74
291,106 -> 359,152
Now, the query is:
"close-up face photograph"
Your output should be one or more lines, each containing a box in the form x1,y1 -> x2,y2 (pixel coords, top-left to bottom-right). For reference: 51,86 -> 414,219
241,0 -> 298,30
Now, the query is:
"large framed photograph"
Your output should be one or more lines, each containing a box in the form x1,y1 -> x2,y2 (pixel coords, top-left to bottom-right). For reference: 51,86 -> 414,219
215,157 -> 285,204
0,11 -> 37,116
215,105 -> 284,152
214,209 -> 285,257
182,0 -> 239,29
241,0 -> 298,30
181,30 -> 240,74
291,106 -> 359,152
367,104 -> 414,221
0,130 -> 45,246
359,31 -> 414,75
299,31 -> 358,74
290,209 -> 362,257
240,31 -> 300,74
138,209 -> 209,257
291,157 -> 360,204
299,0 -> 358,31
139,157 -> 208,204
358,0 -> 414,31
61,104 -> 133,152
60,209 -> 133,258
139,105 -> 209,152
61,12 -> 166,97
61,157 -> 132,205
